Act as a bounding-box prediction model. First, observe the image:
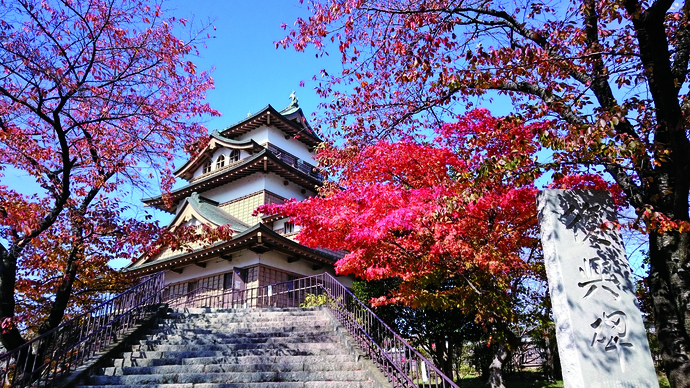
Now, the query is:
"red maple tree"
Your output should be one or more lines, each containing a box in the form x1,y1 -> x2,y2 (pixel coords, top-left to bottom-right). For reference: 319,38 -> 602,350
0,0 -> 218,351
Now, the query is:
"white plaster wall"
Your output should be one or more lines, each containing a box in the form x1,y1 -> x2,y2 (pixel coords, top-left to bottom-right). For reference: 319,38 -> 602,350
235,127 -> 269,146
200,175 -> 265,204
255,250 -> 351,287
191,148 -> 250,179
264,173 -> 310,201
164,249 -> 259,285
272,218 -> 301,233
184,219 -> 201,227
235,125 -> 315,165
176,173 -> 314,215
200,173 -> 309,205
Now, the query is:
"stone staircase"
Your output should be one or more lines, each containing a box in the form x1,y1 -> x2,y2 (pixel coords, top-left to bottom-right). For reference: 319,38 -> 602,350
74,307 -> 388,388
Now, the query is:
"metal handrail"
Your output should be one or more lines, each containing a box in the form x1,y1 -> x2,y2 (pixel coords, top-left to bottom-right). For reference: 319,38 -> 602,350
0,269 -> 457,387
0,271 -> 165,388
165,273 -> 458,387
163,276 -> 323,310
319,273 -> 459,388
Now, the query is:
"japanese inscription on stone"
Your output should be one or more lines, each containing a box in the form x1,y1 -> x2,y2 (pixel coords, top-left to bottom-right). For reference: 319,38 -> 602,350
537,189 -> 657,388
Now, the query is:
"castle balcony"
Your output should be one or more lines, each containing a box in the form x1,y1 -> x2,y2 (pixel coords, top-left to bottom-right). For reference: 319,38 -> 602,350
265,143 -> 324,181
189,143 -> 324,184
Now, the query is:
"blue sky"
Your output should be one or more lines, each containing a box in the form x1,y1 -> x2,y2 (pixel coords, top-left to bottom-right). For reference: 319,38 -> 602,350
166,0 -> 336,132
163,0 -> 647,274
3,2 -> 335,213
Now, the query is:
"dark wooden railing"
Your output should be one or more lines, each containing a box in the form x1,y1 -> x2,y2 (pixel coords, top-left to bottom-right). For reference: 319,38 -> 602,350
265,143 -> 323,180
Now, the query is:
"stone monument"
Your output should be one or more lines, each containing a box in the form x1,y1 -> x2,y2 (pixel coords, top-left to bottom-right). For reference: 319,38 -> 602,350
537,189 -> 658,388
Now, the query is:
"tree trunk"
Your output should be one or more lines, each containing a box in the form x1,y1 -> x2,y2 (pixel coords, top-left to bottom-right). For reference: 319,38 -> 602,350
649,230 -> 690,388
432,339 -> 455,379
543,329 -> 561,381
544,335 -> 555,382
489,343 -> 509,388
0,244 -> 26,351
38,253 -> 80,335
444,341 -> 454,379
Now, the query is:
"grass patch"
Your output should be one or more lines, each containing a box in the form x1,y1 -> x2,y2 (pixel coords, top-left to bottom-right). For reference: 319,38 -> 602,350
455,372 -> 562,388
658,374 -> 670,388
457,377 -> 563,388
456,371 -> 669,388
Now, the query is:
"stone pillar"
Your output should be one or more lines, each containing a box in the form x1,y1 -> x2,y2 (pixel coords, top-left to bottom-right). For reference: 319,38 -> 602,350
537,189 -> 657,388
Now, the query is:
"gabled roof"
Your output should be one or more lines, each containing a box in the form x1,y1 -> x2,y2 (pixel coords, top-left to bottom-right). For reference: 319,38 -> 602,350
169,192 -> 250,231
142,149 -> 322,212
220,105 -> 322,148
174,131 -> 265,180
125,223 -> 342,276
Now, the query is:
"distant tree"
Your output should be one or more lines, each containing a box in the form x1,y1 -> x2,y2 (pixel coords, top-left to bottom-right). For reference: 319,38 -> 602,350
0,0 -> 218,351
353,278 -> 483,379
280,1 -> 690,385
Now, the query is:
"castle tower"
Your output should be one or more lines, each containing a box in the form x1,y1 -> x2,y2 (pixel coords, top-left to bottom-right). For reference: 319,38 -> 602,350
127,96 -> 349,300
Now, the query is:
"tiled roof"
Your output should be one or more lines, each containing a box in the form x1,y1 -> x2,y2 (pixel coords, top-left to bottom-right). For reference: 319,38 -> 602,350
142,149 -> 322,212
125,224 -> 341,275
186,193 -> 249,232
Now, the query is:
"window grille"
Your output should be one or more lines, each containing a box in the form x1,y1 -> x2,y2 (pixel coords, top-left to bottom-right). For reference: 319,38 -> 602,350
216,154 -> 225,169
202,159 -> 212,174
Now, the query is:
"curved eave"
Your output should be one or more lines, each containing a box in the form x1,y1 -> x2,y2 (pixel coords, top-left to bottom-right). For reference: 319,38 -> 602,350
262,213 -> 288,223
174,137 -> 264,180
220,105 -> 322,148
143,150 -> 322,212
125,224 -> 339,276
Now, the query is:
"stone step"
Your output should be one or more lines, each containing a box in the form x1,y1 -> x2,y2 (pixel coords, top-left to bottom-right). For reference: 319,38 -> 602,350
162,314 -> 326,322
111,354 -> 359,367
77,308 -> 388,388
164,312 -> 325,321
154,321 -> 332,330
158,319 -> 328,327
137,333 -> 339,345
86,370 -> 371,385
168,309 -> 324,317
143,329 -> 336,341
147,324 -> 332,335
128,341 -> 342,352
170,307 -> 322,314
99,361 -> 368,375
118,346 -> 351,359
78,382 -> 376,388
158,315 -> 323,324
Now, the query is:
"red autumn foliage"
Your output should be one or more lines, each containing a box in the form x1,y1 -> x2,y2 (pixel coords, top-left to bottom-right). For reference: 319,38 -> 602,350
258,110 -> 547,323
0,0 -> 218,350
